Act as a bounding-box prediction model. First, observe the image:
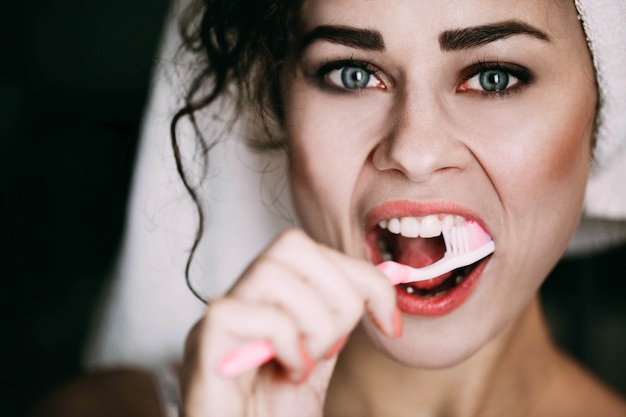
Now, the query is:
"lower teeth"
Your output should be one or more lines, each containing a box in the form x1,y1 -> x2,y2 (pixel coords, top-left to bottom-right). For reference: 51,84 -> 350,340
402,286 -> 449,298
402,268 -> 472,298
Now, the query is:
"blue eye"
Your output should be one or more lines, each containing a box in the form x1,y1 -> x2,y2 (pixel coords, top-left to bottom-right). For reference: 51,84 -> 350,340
338,67 -> 371,89
319,61 -> 384,91
479,69 -> 510,91
468,68 -> 518,92
459,63 -> 532,95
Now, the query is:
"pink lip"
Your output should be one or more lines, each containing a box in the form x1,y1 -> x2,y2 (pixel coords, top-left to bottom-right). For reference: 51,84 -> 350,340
395,257 -> 489,316
364,200 -> 487,230
364,200 -> 492,317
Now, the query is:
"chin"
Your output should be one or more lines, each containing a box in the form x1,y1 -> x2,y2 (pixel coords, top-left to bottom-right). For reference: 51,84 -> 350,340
366,326 -> 490,369
360,291 -> 523,370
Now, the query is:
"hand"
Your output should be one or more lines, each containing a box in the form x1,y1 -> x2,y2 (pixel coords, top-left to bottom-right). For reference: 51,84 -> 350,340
180,228 -> 400,417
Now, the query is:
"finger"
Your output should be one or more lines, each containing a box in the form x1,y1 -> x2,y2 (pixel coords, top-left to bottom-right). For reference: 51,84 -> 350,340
231,260 -> 341,357
216,339 -> 275,378
320,247 -> 401,338
260,230 -> 368,338
263,229 -> 399,339
201,297 -> 308,372
181,299 -> 311,417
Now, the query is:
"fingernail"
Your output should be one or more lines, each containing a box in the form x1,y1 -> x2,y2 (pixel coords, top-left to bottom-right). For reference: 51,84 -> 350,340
290,340 -> 316,383
377,261 -> 411,285
370,312 -> 395,338
324,336 -> 349,360
217,340 -> 275,378
392,306 -> 403,339
299,338 -> 315,372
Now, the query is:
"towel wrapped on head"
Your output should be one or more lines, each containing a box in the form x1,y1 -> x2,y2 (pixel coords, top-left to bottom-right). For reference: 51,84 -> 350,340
569,0 -> 626,254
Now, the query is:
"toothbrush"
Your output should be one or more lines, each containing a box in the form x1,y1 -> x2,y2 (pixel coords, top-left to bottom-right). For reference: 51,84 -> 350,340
377,220 -> 495,285
217,221 -> 494,377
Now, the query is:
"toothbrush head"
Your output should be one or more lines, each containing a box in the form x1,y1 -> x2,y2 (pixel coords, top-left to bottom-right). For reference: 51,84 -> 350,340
444,220 -> 492,255
378,220 -> 494,284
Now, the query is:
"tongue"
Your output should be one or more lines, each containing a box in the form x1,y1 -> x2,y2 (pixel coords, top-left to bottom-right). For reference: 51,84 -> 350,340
395,236 -> 450,289
395,235 -> 446,268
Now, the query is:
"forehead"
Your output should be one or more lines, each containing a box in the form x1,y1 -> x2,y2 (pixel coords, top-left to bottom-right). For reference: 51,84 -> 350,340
297,0 -> 577,41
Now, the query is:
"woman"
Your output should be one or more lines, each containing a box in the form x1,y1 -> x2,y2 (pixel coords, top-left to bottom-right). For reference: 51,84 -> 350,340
176,0 -> 626,416
35,0 -> 626,416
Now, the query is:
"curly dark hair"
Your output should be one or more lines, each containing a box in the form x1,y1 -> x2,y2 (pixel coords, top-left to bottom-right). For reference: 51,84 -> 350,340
170,0 -> 299,300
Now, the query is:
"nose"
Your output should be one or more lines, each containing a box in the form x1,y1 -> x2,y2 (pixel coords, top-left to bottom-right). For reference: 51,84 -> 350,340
372,91 -> 470,183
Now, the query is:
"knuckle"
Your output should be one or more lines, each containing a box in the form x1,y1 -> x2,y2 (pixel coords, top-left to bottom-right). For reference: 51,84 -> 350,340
336,300 -> 363,331
343,297 -> 364,320
278,227 -> 308,243
271,228 -> 313,254
234,260 -> 284,298
204,297 -> 235,328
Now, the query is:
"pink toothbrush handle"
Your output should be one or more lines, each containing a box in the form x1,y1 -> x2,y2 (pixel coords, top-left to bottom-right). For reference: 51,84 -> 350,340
216,267 -> 403,378
217,340 -> 275,377
376,262 -> 411,285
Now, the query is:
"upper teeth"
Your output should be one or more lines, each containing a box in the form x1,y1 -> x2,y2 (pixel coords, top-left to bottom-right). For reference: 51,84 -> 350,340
378,214 -> 466,238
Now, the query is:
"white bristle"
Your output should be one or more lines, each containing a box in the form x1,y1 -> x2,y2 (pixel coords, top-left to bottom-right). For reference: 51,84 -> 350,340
443,228 -> 452,253
451,226 -> 458,253
460,226 -> 472,253
444,223 -> 471,254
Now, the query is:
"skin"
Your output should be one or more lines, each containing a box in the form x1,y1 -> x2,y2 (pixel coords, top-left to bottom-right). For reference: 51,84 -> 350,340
178,0 -> 626,416
285,0 -> 596,369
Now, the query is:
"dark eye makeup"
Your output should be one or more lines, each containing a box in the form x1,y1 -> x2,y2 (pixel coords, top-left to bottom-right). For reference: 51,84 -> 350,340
457,61 -> 534,97
314,59 -> 385,92
312,58 -> 533,97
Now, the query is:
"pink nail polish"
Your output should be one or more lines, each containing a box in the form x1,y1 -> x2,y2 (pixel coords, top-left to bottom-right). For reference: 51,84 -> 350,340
324,336 -> 349,360
217,340 -> 275,378
392,307 -> 403,339
290,340 -> 316,383
301,339 -> 317,371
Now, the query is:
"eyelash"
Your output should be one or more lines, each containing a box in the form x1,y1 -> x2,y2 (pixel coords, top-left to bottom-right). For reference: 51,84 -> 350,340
458,60 -> 534,97
315,59 -> 385,92
314,58 -> 533,97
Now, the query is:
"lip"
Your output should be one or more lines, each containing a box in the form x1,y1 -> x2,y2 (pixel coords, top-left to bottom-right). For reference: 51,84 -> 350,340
364,199 -> 492,317
396,256 -> 490,316
364,200 -> 486,230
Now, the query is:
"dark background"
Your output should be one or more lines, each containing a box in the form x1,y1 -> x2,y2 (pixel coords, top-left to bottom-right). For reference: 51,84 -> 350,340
1,2 -> 624,416
1,1 -> 169,416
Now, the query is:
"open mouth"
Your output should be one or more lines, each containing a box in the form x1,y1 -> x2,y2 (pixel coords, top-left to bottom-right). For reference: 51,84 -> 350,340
398,261 -> 481,298
369,214 -> 491,300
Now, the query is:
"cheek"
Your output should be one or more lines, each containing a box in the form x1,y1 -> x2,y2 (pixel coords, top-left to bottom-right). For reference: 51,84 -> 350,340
285,102 -> 355,237
286,90 -> 383,223
487,97 -> 594,215
483,94 -> 596,300
462,83 -> 596,284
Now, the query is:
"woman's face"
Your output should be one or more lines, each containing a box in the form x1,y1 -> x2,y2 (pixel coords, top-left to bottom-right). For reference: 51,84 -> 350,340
281,0 -> 596,367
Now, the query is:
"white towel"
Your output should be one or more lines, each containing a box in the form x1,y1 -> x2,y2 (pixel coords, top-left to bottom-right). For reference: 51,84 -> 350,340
575,0 -> 626,174
567,1 -> 626,254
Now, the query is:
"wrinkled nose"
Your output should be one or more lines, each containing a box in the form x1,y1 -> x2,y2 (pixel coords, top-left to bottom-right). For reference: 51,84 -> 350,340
372,92 -> 471,183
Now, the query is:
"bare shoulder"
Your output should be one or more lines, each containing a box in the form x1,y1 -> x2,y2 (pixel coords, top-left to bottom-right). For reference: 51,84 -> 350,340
549,352 -> 626,417
31,368 -> 164,417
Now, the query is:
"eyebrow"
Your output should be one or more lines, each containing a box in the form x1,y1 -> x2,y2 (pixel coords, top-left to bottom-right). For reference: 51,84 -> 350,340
439,20 -> 550,51
300,25 -> 385,51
